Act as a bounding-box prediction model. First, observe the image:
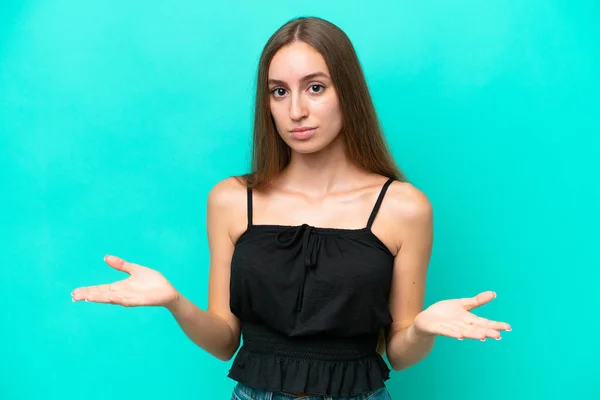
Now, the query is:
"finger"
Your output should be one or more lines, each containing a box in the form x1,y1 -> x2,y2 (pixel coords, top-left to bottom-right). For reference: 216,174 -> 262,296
74,288 -> 133,307
456,322 -> 490,341
72,284 -> 115,302
460,291 -> 496,311
473,326 -> 502,340
463,314 -> 511,331
486,328 -> 503,340
457,321 -> 505,341
106,294 -> 131,306
104,255 -> 135,275
437,324 -> 464,340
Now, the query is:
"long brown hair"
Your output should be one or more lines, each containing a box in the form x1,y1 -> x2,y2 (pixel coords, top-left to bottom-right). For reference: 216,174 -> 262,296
242,16 -> 408,189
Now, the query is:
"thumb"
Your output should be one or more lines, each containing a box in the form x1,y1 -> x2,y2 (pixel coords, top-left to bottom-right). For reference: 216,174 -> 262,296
104,255 -> 135,274
461,291 -> 496,311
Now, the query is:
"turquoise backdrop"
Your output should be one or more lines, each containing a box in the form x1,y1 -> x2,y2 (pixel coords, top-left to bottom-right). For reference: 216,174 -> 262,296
1,0 -> 598,399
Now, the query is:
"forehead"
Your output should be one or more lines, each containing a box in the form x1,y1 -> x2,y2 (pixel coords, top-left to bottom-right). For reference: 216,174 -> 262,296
268,41 -> 330,79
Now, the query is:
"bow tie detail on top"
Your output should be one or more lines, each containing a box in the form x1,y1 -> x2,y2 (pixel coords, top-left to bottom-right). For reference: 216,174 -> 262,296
275,224 -> 323,311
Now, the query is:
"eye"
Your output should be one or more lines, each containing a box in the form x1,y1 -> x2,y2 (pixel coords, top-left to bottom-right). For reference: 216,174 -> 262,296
309,84 -> 325,94
271,87 -> 287,98
269,84 -> 326,98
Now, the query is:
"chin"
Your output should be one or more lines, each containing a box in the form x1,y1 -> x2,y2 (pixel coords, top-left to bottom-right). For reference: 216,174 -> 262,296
291,146 -> 323,155
287,139 -> 335,155
279,129 -> 342,155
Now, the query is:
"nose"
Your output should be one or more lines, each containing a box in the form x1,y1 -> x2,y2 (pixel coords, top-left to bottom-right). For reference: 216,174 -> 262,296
289,92 -> 308,121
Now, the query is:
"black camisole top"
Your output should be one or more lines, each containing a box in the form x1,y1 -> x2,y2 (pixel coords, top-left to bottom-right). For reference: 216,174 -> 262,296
228,178 -> 396,396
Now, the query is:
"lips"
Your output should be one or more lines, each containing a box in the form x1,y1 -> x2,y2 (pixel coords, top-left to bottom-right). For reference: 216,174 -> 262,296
291,127 -> 316,132
290,127 -> 317,140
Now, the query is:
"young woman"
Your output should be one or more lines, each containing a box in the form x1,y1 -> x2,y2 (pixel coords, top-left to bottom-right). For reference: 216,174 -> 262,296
71,16 -> 511,400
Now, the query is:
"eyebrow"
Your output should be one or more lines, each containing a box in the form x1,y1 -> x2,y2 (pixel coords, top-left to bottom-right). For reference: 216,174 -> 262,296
267,72 -> 330,86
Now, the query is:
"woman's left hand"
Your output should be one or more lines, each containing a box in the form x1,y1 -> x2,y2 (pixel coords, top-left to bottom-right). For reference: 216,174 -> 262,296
413,291 -> 511,341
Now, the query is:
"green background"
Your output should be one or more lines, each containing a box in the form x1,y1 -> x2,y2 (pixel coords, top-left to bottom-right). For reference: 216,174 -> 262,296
1,0 -> 598,399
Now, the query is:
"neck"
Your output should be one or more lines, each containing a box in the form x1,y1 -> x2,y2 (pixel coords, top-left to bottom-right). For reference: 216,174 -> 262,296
277,137 -> 363,196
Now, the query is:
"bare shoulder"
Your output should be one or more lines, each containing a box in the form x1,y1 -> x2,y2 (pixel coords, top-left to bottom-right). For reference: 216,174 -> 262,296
377,181 -> 433,251
385,181 -> 433,222
208,176 -> 247,209
207,176 -> 248,243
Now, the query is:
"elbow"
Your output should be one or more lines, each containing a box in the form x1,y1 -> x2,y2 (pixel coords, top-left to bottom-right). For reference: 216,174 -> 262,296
214,338 -> 240,362
216,349 -> 236,362
216,353 -> 234,362
385,342 -> 436,371
387,356 -> 411,372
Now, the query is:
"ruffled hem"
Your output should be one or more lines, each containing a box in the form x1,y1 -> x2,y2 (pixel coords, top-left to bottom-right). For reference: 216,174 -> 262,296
227,347 -> 391,397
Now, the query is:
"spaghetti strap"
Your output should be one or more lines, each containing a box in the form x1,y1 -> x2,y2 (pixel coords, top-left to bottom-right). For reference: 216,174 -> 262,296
366,177 -> 395,229
247,186 -> 253,228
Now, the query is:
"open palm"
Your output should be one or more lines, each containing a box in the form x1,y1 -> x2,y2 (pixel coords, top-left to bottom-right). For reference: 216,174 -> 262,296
71,255 -> 180,308
414,291 -> 511,341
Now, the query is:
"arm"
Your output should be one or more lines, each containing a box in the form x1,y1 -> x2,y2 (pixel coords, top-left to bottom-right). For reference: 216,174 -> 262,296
384,185 -> 511,370
384,185 -> 435,371
167,178 -> 243,361
71,178 -> 245,361
167,296 -> 239,361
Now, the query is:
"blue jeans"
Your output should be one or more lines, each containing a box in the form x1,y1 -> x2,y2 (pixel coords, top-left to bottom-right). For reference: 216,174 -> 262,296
231,382 -> 392,400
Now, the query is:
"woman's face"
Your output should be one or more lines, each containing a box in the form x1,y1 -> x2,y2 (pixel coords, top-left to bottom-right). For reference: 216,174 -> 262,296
268,41 -> 343,154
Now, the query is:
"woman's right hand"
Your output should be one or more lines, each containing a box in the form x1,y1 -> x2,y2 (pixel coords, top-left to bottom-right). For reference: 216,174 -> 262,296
71,255 -> 181,309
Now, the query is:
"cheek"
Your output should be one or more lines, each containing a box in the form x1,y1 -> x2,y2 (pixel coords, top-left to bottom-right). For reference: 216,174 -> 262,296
315,98 -> 342,129
269,102 -> 285,128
